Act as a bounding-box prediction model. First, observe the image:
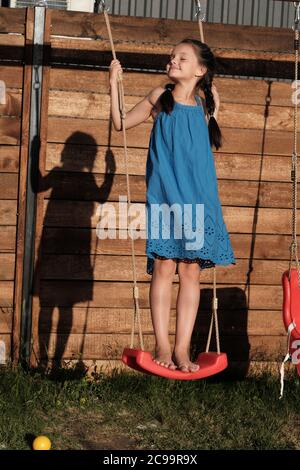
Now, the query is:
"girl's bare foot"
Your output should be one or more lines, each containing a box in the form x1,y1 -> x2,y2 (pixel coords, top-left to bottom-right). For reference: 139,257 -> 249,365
153,347 -> 177,370
172,348 -> 200,373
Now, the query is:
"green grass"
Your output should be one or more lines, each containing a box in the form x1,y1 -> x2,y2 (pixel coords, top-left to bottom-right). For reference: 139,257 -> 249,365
0,362 -> 300,450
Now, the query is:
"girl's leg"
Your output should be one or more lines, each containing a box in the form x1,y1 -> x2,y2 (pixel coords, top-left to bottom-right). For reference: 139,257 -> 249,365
172,262 -> 201,372
150,257 -> 177,369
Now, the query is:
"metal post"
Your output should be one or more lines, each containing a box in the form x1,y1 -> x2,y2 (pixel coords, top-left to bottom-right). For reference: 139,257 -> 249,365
20,5 -> 45,366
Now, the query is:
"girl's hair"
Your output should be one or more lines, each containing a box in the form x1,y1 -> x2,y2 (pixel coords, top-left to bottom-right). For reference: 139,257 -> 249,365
160,38 -> 222,150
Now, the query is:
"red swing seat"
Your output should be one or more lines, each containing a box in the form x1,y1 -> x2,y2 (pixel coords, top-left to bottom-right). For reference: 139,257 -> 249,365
282,268 -> 300,376
122,348 -> 228,380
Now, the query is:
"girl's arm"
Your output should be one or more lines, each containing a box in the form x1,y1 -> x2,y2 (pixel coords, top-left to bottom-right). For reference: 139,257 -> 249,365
110,83 -> 164,131
109,59 -> 164,131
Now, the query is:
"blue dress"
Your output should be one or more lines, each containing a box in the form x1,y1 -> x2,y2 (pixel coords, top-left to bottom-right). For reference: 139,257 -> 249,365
145,93 -> 236,275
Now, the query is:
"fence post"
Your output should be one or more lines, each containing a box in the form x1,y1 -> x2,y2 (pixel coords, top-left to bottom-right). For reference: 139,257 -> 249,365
19,5 -> 46,366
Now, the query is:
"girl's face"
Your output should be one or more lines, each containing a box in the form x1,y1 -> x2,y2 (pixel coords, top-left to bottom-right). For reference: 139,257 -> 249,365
166,43 -> 205,81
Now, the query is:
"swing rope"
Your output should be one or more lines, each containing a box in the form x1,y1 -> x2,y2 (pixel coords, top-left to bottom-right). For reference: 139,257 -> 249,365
279,1 -> 300,399
289,2 -> 300,288
100,0 -> 144,351
100,0 -> 221,356
195,0 -> 221,354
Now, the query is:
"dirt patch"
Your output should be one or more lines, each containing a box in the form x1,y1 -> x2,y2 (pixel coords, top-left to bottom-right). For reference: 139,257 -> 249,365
42,408 -> 140,450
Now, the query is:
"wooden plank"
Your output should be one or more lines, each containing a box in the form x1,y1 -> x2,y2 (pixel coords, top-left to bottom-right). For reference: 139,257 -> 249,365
46,143 -> 146,176
0,308 -> 12,334
49,36 -> 296,64
39,281 -> 283,310
47,90 -> 300,132
0,65 -> 23,88
0,117 -> 21,145
0,254 -> 15,280
41,201 -> 300,234
0,281 -> 14,307
0,7 -> 26,34
0,200 -> 17,225
46,118 -> 300,155
45,144 -> 294,182
49,69 -> 295,107
48,48 -> 294,80
37,307 -> 285,336
0,89 -> 22,117
0,226 -> 16,253
30,8 -> 52,369
12,7 -> 34,364
38,173 -> 298,208
38,256 -> 288,285
0,146 -> 19,172
0,174 -> 18,199
213,154 -> 293,182
35,332 -> 286,361
0,34 -> 24,47
50,11 -> 294,54
0,33 -> 24,62
40,229 -> 298,262
219,102 -> 299,132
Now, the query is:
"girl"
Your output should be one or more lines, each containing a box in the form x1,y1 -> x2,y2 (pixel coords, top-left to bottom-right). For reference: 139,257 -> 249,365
109,38 -> 236,373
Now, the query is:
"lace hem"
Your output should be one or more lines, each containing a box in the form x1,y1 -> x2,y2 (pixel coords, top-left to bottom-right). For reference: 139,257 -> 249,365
147,252 -> 217,275
145,213 -> 236,275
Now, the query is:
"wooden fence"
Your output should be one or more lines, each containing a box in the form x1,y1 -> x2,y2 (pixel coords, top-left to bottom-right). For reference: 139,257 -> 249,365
0,5 -> 299,375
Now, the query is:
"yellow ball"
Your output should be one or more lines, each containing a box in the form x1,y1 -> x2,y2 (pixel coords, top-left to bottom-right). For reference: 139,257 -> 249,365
32,436 -> 51,450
